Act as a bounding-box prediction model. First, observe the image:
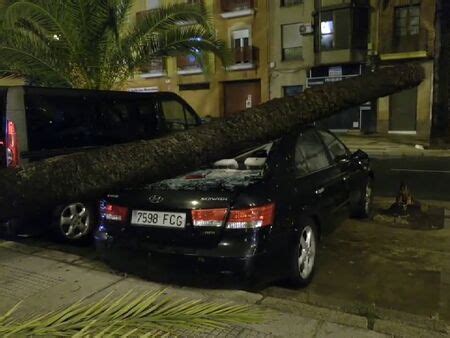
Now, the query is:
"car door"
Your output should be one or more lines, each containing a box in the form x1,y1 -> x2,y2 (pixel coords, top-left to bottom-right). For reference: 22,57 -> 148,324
317,129 -> 364,206
294,129 -> 348,233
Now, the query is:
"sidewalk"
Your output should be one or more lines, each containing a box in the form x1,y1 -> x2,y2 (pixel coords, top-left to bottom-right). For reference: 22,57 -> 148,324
338,133 -> 450,158
0,238 -> 447,337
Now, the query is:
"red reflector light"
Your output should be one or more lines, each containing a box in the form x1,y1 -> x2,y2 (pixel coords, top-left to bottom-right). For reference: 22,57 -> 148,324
227,203 -> 275,229
191,208 -> 227,227
102,204 -> 129,222
6,120 -> 19,168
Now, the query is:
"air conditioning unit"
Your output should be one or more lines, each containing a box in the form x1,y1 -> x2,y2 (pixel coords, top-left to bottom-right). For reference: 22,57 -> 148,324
299,23 -> 314,35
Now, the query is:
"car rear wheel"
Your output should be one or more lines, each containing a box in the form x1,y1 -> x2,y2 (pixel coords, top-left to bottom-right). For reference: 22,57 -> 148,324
351,178 -> 373,218
289,221 -> 318,287
52,202 -> 94,243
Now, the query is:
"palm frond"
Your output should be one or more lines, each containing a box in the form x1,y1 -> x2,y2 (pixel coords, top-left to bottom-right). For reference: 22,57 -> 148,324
0,0 -> 228,89
0,290 -> 265,336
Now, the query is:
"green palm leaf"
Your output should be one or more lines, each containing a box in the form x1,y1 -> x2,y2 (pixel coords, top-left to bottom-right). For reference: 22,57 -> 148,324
0,0 -> 228,89
0,290 -> 265,336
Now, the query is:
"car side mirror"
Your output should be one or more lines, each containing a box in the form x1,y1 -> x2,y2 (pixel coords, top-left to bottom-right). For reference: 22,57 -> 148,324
351,149 -> 369,160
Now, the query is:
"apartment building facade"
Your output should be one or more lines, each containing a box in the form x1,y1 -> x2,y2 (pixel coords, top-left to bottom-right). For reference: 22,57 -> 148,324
268,0 -> 439,139
126,0 -> 269,118
375,0 -> 436,139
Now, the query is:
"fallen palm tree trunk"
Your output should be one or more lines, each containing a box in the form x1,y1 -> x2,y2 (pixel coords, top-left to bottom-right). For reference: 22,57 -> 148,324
0,63 -> 424,219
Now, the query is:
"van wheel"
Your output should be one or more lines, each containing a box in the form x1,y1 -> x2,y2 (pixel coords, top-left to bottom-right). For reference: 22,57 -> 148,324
52,203 -> 94,243
288,220 -> 318,287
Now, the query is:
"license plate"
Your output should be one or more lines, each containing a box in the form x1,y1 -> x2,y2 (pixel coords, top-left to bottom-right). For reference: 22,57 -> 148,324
131,210 -> 186,228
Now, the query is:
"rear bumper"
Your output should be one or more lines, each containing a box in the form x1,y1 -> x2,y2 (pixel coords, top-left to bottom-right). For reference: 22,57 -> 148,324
94,229 -> 271,277
0,218 -> 23,237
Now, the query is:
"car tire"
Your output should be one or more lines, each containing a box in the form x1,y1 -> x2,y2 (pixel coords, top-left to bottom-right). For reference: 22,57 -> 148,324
288,220 -> 318,287
351,178 -> 374,219
52,202 -> 95,244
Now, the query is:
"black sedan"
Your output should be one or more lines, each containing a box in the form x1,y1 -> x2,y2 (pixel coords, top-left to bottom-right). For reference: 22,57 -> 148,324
95,126 -> 373,286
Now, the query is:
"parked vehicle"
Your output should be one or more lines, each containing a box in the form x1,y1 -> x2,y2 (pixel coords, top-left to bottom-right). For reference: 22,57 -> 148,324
0,86 -> 202,242
95,126 -> 374,286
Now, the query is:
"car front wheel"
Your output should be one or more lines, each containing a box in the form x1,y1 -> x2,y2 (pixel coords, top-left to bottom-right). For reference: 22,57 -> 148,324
52,202 -> 94,243
289,221 -> 318,287
351,178 -> 373,218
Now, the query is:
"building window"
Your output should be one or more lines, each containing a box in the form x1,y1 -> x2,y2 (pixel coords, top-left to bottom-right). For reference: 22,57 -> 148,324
281,0 -> 303,6
315,7 -> 368,51
320,12 -> 334,50
394,5 -> 420,37
283,85 -> 303,97
282,23 -> 303,61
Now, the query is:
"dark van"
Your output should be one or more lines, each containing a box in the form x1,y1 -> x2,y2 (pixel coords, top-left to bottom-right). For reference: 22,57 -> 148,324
0,86 -> 202,242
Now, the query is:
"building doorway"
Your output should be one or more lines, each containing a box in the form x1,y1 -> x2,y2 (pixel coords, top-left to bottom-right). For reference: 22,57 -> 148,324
389,87 -> 417,132
223,80 -> 261,116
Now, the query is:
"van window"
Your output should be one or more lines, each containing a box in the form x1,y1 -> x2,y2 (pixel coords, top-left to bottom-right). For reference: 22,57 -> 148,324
25,93 -> 96,151
161,98 -> 197,131
25,92 -> 162,151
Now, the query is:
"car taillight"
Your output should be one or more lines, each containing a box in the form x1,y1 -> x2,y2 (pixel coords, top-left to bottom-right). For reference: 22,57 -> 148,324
5,120 -> 19,168
101,203 -> 129,222
226,203 -> 275,229
191,203 -> 276,229
191,208 -> 227,227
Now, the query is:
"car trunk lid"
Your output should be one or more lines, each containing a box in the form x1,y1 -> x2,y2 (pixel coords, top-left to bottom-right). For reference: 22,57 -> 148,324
111,169 -> 264,247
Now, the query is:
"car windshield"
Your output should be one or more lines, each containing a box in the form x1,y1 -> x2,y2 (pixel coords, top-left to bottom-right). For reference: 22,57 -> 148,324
212,142 -> 274,171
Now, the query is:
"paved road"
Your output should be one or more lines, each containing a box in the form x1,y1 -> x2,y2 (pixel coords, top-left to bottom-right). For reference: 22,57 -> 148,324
371,156 -> 450,201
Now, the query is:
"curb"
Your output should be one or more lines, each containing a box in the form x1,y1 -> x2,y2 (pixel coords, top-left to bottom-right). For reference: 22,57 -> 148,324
260,295 -> 449,338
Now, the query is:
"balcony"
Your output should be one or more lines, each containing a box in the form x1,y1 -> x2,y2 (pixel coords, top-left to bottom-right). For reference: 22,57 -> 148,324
379,28 -> 431,60
177,54 -> 202,75
227,46 -> 258,71
139,58 -> 166,78
220,0 -> 255,19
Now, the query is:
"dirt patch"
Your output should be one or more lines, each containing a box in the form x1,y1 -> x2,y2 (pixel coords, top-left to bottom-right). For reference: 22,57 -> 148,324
373,204 -> 445,230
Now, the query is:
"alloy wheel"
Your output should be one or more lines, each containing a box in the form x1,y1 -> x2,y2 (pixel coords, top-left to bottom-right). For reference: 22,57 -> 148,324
59,203 -> 90,240
298,225 -> 316,279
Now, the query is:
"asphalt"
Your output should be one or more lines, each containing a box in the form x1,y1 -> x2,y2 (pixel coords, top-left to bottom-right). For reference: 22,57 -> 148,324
371,157 -> 450,201
338,133 -> 450,201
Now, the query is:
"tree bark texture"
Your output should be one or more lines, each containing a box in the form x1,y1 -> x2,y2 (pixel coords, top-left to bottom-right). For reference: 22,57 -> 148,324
0,63 -> 424,219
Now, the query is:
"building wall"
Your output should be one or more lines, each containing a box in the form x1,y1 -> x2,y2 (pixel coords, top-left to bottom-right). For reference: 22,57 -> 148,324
377,60 -> 434,138
268,0 -> 315,99
375,0 -> 436,139
126,0 -> 269,119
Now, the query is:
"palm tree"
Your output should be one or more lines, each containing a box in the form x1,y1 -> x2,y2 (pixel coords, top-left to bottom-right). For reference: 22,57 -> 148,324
0,0 -> 227,89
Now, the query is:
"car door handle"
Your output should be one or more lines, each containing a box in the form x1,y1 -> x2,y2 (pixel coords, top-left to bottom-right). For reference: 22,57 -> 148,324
315,187 -> 325,195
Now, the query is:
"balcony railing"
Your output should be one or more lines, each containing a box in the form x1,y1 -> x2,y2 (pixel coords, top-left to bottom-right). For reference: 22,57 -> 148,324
139,58 -> 166,78
220,0 -> 254,18
227,46 -> 258,70
177,54 -> 202,74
